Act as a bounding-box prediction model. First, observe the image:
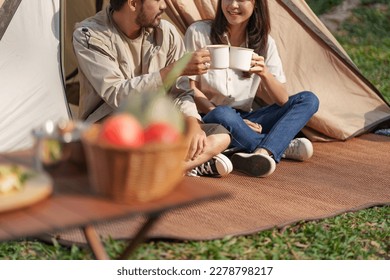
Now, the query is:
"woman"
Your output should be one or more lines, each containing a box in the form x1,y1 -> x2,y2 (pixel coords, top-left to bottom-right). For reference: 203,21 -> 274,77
184,0 -> 319,177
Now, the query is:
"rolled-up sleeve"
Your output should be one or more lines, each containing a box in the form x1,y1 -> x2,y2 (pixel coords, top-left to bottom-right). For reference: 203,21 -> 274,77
266,36 -> 287,84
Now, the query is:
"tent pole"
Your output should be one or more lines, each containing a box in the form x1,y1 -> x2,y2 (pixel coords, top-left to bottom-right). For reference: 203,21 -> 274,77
96,0 -> 103,12
0,0 -> 22,40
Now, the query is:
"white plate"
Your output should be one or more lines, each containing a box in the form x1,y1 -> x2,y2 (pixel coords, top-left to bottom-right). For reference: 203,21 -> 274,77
0,165 -> 53,213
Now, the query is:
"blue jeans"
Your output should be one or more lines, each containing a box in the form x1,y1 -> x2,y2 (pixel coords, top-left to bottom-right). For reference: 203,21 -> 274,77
202,91 -> 319,162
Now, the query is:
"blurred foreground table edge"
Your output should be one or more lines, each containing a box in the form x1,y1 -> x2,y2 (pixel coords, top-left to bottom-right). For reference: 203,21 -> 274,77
0,153 -> 230,260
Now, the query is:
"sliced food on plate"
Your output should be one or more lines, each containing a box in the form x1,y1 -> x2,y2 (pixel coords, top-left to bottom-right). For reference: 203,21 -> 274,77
0,164 -> 33,194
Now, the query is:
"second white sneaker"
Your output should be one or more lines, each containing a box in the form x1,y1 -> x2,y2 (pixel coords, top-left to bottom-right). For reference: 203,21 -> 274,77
282,138 -> 313,161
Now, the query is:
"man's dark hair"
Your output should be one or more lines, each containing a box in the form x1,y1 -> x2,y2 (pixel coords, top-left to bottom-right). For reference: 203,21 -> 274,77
110,0 -> 127,11
110,0 -> 144,11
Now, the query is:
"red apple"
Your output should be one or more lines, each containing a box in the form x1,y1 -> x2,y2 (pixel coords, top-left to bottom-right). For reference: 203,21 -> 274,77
99,114 -> 144,147
144,122 -> 180,144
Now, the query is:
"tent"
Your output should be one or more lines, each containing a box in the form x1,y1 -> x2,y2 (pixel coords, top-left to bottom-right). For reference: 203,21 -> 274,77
0,0 -> 70,152
1,0 -> 389,152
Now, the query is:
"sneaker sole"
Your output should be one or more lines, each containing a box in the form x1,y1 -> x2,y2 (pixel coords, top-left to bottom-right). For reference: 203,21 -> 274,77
231,153 -> 276,177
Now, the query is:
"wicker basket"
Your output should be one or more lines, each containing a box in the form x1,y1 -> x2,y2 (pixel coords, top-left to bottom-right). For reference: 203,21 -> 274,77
81,124 -> 190,203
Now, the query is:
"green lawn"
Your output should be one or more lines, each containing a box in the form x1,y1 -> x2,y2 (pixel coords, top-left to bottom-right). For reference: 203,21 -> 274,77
1,0 -> 389,260
1,206 -> 388,260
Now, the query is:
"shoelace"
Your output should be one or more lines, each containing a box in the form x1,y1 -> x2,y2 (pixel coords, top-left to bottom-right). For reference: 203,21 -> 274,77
186,169 -> 199,177
285,139 -> 300,156
194,160 -> 215,175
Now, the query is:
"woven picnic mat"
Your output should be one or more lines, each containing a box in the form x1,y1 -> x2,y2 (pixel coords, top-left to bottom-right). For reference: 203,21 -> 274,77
46,133 -> 390,245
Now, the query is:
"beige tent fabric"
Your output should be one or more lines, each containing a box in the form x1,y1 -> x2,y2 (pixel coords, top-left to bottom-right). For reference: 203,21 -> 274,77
63,0 -> 110,80
164,0 -> 201,34
165,0 -> 217,33
194,0 -> 217,20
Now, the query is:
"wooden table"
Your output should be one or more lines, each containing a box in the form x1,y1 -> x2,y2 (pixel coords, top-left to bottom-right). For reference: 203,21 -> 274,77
0,153 -> 228,259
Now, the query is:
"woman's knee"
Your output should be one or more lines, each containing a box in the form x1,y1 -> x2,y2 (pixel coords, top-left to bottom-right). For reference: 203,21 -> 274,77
296,91 -> 320,113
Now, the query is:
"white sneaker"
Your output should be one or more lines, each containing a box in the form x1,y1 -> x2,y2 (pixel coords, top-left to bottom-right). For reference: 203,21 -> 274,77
231,152 -> 276,177
282,138 -> 313,161
186,153 -> 233,177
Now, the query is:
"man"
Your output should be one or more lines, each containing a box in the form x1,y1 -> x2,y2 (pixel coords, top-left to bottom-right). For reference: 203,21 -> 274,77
73,0 -> 232,177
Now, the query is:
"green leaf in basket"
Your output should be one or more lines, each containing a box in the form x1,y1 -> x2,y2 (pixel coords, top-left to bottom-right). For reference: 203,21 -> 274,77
117,52 -> 191,131
162,52 -> 192,92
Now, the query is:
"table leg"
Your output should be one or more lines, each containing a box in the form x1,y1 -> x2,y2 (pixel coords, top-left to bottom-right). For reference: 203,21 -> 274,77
83,225 -> 110,260
117,213 -> 161,260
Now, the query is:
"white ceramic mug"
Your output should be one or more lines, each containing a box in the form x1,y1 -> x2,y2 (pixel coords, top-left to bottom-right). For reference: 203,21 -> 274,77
229,46 -> 254,71
206,45 -> 230,69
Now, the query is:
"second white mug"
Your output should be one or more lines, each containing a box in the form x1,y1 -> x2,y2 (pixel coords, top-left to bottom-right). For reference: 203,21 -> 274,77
229,46 -> 254,71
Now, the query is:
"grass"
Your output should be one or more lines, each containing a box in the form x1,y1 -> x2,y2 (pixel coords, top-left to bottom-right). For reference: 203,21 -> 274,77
306,0 -> 344,15
1,1 -> 389,260
127,206 -> 389,260
1,206 -> 388,260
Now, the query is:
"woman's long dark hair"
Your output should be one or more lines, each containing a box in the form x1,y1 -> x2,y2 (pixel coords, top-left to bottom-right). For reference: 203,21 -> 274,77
210,0 -> 271,57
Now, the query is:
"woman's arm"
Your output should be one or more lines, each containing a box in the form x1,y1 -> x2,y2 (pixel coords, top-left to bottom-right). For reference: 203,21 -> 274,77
190,80 -> 216,114
250,54 -> 289,106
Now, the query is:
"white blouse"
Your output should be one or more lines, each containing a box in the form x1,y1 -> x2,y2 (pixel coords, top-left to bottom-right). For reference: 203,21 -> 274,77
184,20 -> 286,112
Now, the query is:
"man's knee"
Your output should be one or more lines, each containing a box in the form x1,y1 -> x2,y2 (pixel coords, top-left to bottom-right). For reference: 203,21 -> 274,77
207,132 -> 231,152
